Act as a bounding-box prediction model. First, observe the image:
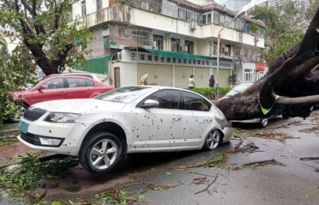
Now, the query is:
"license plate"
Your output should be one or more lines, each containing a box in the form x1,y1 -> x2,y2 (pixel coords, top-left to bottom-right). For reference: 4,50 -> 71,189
19,120 -> 29,134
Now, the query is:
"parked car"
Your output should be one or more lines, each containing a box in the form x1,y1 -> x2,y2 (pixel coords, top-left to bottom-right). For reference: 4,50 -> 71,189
18,86 -> 233,175
12,75 -> 113,109
220,83 -> 269,127
48,72 -> 103,83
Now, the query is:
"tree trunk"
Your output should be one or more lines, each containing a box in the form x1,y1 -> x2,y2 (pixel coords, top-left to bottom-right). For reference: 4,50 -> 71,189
215,8 -> 319,121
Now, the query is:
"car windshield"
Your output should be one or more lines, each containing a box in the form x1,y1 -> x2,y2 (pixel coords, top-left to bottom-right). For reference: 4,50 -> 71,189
96,86 -> 151,103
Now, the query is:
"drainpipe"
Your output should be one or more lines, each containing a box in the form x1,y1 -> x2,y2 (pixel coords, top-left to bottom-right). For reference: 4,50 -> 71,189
173,64 -> 175,87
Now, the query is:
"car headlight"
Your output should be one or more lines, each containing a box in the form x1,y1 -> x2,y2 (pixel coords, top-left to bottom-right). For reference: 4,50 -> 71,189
45,112 -> 80,123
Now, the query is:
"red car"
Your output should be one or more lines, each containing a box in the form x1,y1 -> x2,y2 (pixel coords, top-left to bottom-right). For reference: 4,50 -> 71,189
12,75 -> 113,109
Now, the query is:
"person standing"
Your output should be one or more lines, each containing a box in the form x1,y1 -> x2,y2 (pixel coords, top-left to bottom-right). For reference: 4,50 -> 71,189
209,74 -> 215,88
188,74 -> 195,89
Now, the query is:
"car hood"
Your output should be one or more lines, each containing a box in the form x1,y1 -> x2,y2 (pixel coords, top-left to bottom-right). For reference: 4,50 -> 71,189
32,99 -> 126,114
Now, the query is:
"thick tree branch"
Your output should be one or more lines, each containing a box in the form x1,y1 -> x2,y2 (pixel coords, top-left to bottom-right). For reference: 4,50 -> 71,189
277,95 -> 319,105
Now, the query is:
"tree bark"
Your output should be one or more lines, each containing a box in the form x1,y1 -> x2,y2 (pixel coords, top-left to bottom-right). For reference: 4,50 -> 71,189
14,0 -> 72,76
215,8 -> 319,121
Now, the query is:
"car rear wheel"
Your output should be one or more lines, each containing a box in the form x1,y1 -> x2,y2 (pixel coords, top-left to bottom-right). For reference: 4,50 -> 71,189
203,130 -> 222,150
80,132 -> 122,175
259,118 -> 268,128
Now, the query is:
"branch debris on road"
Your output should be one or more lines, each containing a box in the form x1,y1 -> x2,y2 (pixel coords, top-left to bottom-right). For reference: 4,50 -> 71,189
194,174 -> 219,195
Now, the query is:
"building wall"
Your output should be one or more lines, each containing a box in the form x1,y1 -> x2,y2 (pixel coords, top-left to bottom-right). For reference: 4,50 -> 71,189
112,61 -> 231,88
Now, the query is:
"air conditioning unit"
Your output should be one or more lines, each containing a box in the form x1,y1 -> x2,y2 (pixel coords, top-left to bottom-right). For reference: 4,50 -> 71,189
116,52 -> 122,60
153,41 -> 157,49
190,21 -> 196,31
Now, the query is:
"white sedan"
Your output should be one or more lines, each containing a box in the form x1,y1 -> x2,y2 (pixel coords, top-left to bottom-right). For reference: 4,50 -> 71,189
18,86 -> 233,174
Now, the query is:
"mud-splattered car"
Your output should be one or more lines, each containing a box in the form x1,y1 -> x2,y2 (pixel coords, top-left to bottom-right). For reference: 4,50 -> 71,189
18,86 -> 233,174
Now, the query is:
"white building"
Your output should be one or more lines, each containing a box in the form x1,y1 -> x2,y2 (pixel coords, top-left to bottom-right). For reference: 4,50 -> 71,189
72,0 -> 266,88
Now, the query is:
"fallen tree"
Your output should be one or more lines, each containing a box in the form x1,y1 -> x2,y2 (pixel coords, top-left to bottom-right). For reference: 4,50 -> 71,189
215,8 -> 319,121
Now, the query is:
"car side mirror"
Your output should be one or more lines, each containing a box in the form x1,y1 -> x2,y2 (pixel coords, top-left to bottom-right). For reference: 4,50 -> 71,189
139,99 -> 159,109
37,85 -> 45,92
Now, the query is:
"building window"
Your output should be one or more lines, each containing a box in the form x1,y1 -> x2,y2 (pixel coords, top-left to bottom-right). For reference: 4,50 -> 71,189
193,60 -> 196,64
161,57 -> 165,62
173,58 -> 176,63
153,35 -> 163,50
81,0 -> 86,16
178,59 -> 182,63
140,54 -> 145,60
133,29 -> 150,45
206,61 -> 209,66
197,60 -> 200,64
167,57 -> 171,63
213,11 -> 220,25
188,59 -> 192,64
154,55 -> 159,61
147,55 -> 152,61
96,0 -> 102,11
184,59 -> 187,64
186,10 -> 193,22
207,14 -> 212,24
171,38 -> 182,52
178,7 -> 187,21
185,40 -> 194,54
244,68 -> 255,83
202,15 -> 207,24
222,44 -> 231,56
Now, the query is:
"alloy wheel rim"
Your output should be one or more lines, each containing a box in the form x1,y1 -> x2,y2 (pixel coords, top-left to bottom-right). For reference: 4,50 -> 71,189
207,131 -> 220,149
261,119 -> 268,127
90,139 -> 118,170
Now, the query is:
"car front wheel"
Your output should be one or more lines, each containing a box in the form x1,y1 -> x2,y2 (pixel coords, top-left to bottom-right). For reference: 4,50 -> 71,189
80,132 -> 122,175
203,130 -> 222,150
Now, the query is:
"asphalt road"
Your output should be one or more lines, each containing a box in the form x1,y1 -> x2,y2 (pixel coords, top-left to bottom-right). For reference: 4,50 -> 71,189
37,111 -> 319,205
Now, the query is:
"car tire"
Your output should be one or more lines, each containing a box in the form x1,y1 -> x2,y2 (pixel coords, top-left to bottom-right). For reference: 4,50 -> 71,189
80,131 -> 122,175
259,118 -> 268,128
203,130 -> 222,151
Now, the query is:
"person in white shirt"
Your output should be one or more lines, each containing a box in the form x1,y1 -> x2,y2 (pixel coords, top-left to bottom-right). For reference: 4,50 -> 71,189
188,74 -> 195,89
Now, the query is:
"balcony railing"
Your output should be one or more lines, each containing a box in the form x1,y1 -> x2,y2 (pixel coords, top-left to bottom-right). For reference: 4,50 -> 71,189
82,5 -> 131,28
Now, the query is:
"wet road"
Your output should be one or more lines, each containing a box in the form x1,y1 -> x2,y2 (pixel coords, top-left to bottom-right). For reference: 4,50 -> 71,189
2,112 -> 319,204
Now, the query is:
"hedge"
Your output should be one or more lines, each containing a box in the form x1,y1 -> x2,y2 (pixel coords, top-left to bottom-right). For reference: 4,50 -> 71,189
192,87 -> 231,100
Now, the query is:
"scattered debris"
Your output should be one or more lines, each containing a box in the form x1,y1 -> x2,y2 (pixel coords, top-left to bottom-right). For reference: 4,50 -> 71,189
233,142 -> 261,155
194,174 -> 219,195
233,159 -> 285,170
192,177 -> 209,185
300,126 -> 319,135
171,153 -> 228,170
254,132 -> 294,143
300,157 -> 319,161
188,171 -> 216,178
267,121 -> 302,129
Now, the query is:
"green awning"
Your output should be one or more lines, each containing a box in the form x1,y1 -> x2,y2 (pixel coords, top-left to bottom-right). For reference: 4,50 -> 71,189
127,47 -> 213,60
80,56 -> 111,74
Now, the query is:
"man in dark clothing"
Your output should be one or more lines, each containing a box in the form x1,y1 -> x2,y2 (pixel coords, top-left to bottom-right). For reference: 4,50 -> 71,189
209,74 -> 215,88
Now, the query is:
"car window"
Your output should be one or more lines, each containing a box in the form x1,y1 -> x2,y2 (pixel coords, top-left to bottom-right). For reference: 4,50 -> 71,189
147,90 -> 180,109
67,78 -> 92,88
85,80 -> 94,87
43,79 -> 64,89
182,91 -> 211,111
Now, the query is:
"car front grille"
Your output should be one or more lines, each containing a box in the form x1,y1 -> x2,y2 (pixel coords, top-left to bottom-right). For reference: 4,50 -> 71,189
23,108 -> 46,121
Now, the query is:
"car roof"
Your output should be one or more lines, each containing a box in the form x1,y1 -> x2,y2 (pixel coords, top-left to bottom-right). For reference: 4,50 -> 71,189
44,74 -> 97,81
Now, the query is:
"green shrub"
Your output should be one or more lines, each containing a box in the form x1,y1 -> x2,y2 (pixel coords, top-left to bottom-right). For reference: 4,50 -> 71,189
192,87 -> 231,100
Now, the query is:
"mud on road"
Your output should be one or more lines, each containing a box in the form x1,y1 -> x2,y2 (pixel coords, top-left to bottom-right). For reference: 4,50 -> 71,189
1,111 -> 319,204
